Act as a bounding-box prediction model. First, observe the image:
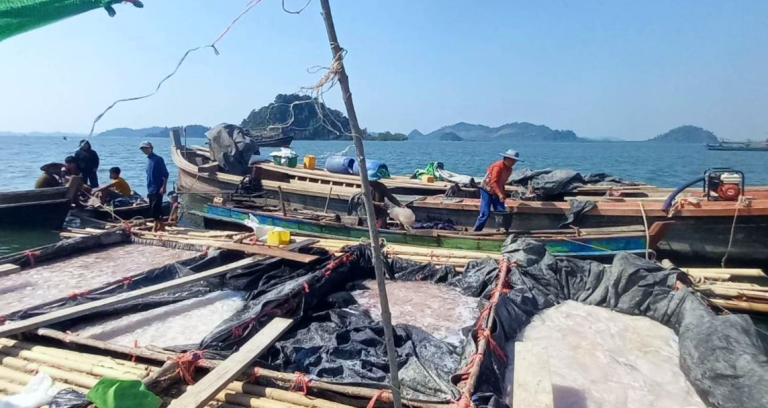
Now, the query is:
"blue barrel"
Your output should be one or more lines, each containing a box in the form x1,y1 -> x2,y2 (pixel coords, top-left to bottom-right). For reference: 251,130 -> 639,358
353,160 -> 388,176
324,156 -> 355,174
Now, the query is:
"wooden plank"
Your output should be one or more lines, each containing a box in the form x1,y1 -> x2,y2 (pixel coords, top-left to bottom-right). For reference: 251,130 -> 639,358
511,342 -> 554,408
169,239 -> 319,264
197,162 -> 220,174
0,264 -> 21,277
167,317 -> 294,408
682,268 -> 766,278
0,256 -> 265,337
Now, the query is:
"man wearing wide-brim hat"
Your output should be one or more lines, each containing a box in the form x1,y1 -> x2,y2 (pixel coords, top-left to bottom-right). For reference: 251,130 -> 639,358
473,149 -> 521,231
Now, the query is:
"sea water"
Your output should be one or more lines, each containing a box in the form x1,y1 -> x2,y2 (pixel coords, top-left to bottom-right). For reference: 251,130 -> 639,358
351,280 -> 479,347
505,301 -> 705,408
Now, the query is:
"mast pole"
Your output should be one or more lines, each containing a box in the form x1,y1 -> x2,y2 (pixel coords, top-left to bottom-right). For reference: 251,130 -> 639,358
317,1 -> 403,407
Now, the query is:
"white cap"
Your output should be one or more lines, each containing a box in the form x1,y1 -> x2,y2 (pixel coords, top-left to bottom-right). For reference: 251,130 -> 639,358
139,141 -> 153,149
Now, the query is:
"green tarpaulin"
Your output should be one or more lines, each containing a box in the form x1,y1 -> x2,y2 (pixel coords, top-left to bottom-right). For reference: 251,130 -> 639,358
0,0 -> 142,43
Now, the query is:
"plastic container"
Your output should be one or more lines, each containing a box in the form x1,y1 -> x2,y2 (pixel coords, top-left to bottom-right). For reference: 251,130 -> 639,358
267,229 -> 291,246
420,175 -> 435,183
303,155 -> 317,170
271,155 -> 298,168
352,160 -> 388,177
325,156 -> 356,174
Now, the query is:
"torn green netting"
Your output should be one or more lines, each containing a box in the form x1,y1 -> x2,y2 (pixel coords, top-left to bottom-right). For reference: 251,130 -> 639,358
0,0 -> 143,43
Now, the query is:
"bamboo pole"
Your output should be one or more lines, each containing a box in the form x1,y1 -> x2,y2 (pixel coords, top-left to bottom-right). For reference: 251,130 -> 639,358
318,2 -> 402,408
0,378 -> 24,394
227,382 -> 355,408
709,298 -> 768,314
0,338 -> 150,373
683,267 -> 767,278
0,353 -> 100,389
34,328 -> 170,367
0,346 -> 145,380
216,389 -> 307,408
0,365 -> 90,394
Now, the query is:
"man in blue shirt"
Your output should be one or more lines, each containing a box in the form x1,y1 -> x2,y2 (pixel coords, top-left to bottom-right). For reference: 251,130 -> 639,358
140,141 -> 169,231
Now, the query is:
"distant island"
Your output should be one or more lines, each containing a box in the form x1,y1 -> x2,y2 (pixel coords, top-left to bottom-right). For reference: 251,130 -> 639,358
367,131 -> 408,141
647,125 -> 719,144
439,131 -> 463,141
241,94 -> 351,141
409,121 -> 580,142
98,125 -> 209,138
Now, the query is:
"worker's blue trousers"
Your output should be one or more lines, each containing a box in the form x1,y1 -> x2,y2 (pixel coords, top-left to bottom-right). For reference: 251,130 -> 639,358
473,189 -> 505,231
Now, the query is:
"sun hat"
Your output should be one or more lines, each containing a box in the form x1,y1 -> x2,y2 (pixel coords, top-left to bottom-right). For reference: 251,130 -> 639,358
500,149 -> 522,162
139,141 -> 153,149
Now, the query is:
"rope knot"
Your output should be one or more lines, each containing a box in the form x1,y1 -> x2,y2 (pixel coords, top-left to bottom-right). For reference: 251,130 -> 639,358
170,350 -> 205,385
477,328 -> 506,362
248,367 -> 261,383
366,389 -> 392,408
449,392 -> 474,408
24,250 -> 40,267
290,372 -> 312,395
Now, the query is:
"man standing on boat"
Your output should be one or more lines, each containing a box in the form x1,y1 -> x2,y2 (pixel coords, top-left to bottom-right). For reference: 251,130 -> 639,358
473,149 -> 520,231
74,140 -> 100,188
140,141 -> 169,232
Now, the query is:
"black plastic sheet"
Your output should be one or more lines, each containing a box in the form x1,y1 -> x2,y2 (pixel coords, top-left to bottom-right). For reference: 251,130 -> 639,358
509,168 -> 635,198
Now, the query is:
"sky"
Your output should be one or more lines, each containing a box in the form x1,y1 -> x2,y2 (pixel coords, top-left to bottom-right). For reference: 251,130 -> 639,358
1,0 -> 767,140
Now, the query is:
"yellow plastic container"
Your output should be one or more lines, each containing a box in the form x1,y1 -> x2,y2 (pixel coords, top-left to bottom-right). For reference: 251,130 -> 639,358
420,175 -> 435,183
303,155 -> 317,170
267,229 -> 291,246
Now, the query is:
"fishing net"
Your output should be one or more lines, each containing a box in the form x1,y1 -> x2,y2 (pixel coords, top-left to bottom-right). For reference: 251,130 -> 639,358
0,0 -> 143,43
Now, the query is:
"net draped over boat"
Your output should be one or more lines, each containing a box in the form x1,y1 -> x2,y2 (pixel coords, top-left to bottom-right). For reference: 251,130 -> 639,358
206,123 -> 261,176
0,0 -> 143,43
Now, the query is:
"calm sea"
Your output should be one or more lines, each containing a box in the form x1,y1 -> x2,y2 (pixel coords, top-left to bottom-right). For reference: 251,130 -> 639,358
2,134 -> 768,253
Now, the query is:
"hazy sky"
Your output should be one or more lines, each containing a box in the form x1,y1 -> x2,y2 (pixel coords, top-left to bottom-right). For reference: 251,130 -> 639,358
1,0 -> 767,140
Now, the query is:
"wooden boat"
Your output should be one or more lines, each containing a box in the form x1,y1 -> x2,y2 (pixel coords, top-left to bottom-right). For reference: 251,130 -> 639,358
706,139 -> 768,151
171,134 -> 768,264
193,204 -> 671,258
0,179 -> 82,229
71,201 -> 172,222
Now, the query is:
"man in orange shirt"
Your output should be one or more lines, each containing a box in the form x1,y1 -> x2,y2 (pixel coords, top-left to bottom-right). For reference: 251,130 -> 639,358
473,149 -> 520,231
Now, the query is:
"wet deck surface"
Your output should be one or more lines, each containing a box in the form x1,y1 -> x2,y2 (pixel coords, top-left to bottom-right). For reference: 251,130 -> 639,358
0,244 -> 198,315
352,280 -> 480,346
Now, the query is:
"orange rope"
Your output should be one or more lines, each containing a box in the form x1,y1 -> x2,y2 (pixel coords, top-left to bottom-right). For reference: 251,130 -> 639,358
0,315 -> 6,326
231,318 -> 256,339
366,389 -> 392,408
67,291 -> 89,299
449,392 -> 474,408
24,250 -> 40,267
289,372 -> 312,395
170,351 -> 205,385
131,340 -> 140,362
248,367 -> 261,383
477,328 -> 506,362
455,353 -> 483,383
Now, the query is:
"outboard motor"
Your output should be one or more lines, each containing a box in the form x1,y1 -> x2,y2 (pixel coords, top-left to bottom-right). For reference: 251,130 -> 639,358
704,168 -> 744,201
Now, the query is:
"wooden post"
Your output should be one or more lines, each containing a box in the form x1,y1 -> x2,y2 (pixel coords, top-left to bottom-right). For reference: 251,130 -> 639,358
277,186 -> 287,216
318,2 -> 402,408
323,186 -> 333,213
168,318 -> 293,408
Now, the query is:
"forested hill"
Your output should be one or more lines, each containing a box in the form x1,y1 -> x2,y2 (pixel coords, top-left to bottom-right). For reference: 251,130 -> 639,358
240,94 -> 351,140
408,122 -> 582,142
647,125 -> 719,143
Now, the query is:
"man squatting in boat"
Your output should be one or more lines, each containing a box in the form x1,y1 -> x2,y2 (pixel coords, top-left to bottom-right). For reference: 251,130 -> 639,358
474,149 -> 520,231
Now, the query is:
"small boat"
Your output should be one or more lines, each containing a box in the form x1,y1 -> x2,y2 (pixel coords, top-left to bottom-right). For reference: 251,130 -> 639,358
0,179 -> 82,229
62,136 -> 68,140
71,201 -> 172,222
256,134 -> 293,148
193,204 -> 672,258
706,139 -> 768,151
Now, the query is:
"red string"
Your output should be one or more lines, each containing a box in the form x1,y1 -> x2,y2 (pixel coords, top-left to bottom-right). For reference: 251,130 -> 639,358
450,392 -> 474,408
248,367 -> 261,383
302,281 -> 310,293
122,276 -> 133,287
455,353 -> 483,383
202,248 -> 209,257
170,351 -> 205,385
122,220 -> 132,235
289,372 -> 312,395
231,318 -> 255,339
67,291 -> 89,299
366,389 -> 392,408
131,340 -> 140,362
477,328 -> 506,362
24,251 -> 40,267
0,315 -> 6,326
